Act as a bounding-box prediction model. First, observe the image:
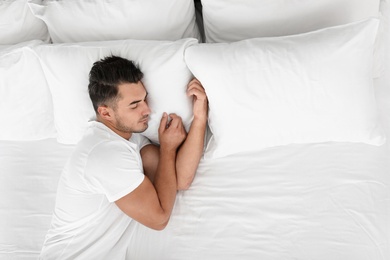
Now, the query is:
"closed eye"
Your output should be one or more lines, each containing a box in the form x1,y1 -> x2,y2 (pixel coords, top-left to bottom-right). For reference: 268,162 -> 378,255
129,92 -> 148,109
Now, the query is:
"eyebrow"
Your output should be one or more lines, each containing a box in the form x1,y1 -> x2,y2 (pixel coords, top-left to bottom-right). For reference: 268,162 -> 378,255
129,92 -> 148,106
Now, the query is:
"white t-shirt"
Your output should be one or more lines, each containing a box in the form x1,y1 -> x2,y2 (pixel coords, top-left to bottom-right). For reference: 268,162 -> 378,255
39,121 -> 150,260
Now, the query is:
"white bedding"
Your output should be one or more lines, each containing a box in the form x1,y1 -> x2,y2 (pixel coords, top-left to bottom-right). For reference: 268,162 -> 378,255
1,79 -> 389,259
2,136 -> 389,259
0,140 -> 73,259
126,60 -> 390,259
129,143 -> 390,259
125,54 -> 390,259
1,0 -> 390,259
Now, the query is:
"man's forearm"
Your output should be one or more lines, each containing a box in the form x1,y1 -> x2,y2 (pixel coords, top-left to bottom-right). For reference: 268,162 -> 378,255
176,118 -> 207,190
153,147 -> 178,222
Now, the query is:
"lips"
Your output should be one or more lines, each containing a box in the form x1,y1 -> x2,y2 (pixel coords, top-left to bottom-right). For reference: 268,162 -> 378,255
139,116 -> 149,123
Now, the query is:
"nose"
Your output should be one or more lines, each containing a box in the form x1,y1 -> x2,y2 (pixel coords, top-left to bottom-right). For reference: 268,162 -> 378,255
141,101 -> 151,116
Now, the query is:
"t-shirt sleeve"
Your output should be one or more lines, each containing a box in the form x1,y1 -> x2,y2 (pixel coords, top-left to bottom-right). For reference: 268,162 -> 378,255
133,133 -> 151,150
84,141 -> 145,202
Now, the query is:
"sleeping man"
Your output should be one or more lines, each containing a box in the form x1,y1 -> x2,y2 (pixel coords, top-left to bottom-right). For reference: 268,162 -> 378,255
39,55 -> 208,259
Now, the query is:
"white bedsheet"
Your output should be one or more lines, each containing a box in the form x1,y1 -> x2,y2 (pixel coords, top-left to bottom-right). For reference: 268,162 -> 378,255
127,142 -> 390,259
1,49 -> 390,260
0,140 -> 74,259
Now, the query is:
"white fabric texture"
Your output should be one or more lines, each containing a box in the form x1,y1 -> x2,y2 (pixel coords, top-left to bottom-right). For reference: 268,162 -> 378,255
39,121 -> 145,260
0,139 -> 74,260
0,40 -> 56,140
202,0 -> 380,42
2,112 -> 390,259
29,0 -> 200,43
1,1 -> 390,259
127,142 -> 390,260
201,0 -> 384,77
185,18 -> 386,159
0,0 -> 50,45
373,0 -> 390,77
33,38 -> 197,144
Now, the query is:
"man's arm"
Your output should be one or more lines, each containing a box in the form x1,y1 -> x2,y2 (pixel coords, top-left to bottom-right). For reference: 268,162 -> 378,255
115,113 -> 186,230
140,144 -> 159,183
176,78 -> 208,190
140,79 -> 208,191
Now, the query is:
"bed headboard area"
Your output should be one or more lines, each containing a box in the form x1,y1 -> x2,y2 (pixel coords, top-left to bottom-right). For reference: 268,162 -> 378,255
1,0 -> 390,259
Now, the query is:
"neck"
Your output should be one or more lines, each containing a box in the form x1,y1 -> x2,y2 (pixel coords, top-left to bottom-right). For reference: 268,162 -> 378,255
96,117 -> 132,140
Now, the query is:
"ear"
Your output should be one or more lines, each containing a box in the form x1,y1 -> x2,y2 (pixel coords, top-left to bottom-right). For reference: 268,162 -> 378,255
97,105 -> 113,121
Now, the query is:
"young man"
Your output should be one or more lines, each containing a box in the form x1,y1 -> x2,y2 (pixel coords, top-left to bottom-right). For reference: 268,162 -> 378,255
39,56 -> 208,259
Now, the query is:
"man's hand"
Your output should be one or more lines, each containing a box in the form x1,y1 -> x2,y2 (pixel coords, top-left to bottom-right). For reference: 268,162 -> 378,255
158,113 -> 187,152
187,78 -> 208,122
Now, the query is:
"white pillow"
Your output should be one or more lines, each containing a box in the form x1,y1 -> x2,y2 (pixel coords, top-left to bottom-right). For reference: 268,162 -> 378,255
34,38 -> 197,144
373,0 -> 390,77
184,18 -> 386,159
201,0 -> 384,78
29,0 -> 200,43
201,0 -> 380,42
0,0 -> 50,45
0,41 -> 56,141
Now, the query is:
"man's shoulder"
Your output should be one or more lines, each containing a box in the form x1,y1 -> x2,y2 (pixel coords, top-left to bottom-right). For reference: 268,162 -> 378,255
73,133 -> 127,164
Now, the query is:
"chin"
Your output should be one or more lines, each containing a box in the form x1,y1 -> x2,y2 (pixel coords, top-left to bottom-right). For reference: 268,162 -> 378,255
141,123 -> 149,131
134,123 -> 148,133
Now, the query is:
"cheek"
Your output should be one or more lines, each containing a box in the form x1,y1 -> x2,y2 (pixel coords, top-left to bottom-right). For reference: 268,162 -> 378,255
117,107 -> 142,121
123,110 -> 140,122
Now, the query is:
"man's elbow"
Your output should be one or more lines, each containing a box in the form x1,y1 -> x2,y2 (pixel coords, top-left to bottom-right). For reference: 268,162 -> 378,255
177,177 -> 193,190
178,184 -> 190,191
149,218 -> 169,231
144,211 -> 172,231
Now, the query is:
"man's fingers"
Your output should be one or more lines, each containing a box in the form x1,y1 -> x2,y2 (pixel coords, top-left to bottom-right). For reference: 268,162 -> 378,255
189,78 -> 201,85
187,80 -> 203,91
159,112 -> 168,132
187,88 -> 205,98
167,113 -> 183,128
187,79 -> 206,98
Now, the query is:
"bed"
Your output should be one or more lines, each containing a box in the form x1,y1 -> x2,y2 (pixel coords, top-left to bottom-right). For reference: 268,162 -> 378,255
1,0 -> 389,259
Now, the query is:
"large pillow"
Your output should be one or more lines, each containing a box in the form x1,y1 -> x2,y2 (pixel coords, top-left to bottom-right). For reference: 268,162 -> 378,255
201,0 -> 384,78
184,18 -> 386,159
0,41 -> 56,141
201,0 -> 380,42
29,0 -> 200,43
0,0 -> 50,45
34,38 -> 197,144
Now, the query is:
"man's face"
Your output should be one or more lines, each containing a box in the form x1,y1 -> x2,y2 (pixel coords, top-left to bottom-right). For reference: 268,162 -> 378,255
111,81 -> 151,135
